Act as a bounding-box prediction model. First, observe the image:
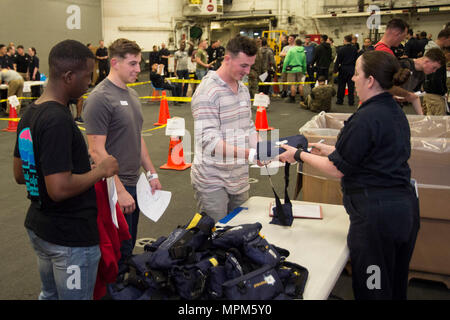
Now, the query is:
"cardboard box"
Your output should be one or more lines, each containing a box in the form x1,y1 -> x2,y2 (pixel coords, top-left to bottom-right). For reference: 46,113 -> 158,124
410,218 -> 450,275
298,113 -> 450,275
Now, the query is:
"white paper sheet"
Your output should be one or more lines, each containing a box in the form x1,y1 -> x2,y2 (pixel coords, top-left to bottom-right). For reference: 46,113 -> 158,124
165,117 -> 185,137
414,91 -> 425,97
136,173 -> 171,222
259,71 -> 268,82
253,93 -> 270,107
106,177 -> 119,229
8,95 -> 20,108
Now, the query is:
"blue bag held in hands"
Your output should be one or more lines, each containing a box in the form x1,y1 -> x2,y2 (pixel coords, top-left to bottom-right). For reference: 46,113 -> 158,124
257,134 -> 308,161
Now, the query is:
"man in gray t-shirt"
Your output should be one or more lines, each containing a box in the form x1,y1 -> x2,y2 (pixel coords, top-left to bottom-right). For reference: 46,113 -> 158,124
83,38 -> 162,272
174,41 -> 190,97
84,78 -> 143,186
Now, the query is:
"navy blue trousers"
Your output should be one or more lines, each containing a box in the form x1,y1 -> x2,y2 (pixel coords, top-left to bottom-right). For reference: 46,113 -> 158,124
343,186 -> 420,300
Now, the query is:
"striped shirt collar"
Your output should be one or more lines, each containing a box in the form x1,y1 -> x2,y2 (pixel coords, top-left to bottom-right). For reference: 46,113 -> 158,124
205,70 -> 245,93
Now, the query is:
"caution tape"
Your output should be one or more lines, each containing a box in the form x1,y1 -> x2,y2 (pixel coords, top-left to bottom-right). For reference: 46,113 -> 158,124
167,78 -> 202,84
74,124 -> 167,133
0,117 -> 20,122
77,124 -> 166,133
139,96 -> 192,102
1,118 -> 167,134
68,124 -> 167,133
138,96 -> 262,103
256,81 -> 315,85
159,78 -> 315,86
1,80 -> 315,103
127,80 -> 152,87
141,124 -> 166,133
0,96 -> 39,103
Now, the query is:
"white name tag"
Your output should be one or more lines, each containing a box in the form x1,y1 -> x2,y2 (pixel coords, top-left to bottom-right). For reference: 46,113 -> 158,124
239,100 -> 247,107
120,100 -> 128,106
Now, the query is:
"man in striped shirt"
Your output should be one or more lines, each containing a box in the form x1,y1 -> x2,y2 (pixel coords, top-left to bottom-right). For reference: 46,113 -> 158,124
191,35 -> 259,222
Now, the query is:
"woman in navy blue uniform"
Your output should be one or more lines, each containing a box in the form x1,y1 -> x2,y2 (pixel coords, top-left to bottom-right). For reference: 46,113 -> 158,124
279,50 -> 420,300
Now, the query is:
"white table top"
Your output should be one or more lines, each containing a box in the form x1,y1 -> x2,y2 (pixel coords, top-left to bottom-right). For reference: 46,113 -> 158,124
218,196 -> 350,300
0,81 -> 44,92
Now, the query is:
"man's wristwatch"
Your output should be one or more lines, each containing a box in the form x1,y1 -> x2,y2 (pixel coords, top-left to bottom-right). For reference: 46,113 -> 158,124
146,171 -> 159,181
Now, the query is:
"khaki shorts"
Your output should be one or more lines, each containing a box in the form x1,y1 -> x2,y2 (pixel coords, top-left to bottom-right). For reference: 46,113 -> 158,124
192,185 -> 249,222
423,93 -> 446,116
6,79 -> 24,114
286,72 -> 304,83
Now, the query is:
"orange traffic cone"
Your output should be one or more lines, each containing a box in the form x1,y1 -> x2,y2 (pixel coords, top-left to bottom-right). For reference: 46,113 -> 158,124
2,104 -> 18,132
160,136 -> 192,171
255,106 -> 273,131
154,91 -> 171,126
345,84 -> 348,96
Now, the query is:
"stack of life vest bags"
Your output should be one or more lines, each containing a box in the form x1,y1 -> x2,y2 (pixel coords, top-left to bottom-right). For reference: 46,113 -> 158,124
106,212 -> 309,300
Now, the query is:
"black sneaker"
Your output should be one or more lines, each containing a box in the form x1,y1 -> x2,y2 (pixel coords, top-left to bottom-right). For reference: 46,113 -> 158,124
74,117 -> 84,124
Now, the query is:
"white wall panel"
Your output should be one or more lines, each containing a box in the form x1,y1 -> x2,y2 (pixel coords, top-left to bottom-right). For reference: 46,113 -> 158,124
0,0 -> 102,75
102,0 -> 184,51
225,0 -> 279,11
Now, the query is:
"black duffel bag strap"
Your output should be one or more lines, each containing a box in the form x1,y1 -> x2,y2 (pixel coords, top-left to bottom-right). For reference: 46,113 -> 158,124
270,162 -> 293,226
283,162 -> 291,206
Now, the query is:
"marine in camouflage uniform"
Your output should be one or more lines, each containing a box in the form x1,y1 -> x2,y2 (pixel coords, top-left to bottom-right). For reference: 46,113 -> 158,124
300,83 -> 336,112
248,39 -> 263,99
248,52 -> 264,99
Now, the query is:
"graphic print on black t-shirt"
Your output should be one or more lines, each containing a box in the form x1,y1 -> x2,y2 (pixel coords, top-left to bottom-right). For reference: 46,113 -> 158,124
17,127 -> 39,200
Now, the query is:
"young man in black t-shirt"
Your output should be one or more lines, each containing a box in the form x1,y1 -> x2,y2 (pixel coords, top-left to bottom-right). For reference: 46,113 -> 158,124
13,40 -> 118,300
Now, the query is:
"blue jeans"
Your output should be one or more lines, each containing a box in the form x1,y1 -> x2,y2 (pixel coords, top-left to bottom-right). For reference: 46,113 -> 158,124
118,185 -> 140,274
196,69 -> 207,81
27,229 -> 100,300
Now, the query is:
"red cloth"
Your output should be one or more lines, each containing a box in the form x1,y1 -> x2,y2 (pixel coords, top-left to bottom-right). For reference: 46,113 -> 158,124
93,179 -> 131,300
374,41 -> 394,56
